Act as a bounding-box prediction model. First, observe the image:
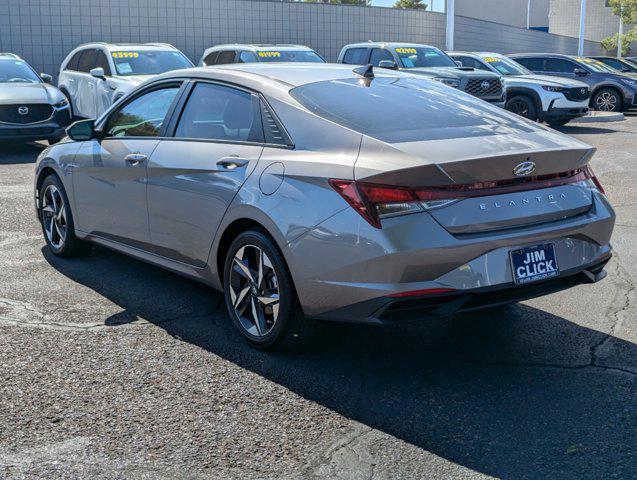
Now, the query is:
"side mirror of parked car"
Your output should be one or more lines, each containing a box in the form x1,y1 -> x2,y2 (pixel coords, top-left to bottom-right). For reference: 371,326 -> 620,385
90,67 -> 106,80
66,119 -> 97,141
378,60 -> 398,70
574,68 -> 589,76
39,73 -> 53,83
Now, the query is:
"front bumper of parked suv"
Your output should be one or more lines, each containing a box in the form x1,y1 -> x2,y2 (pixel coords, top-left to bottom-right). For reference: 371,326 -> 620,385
0,104 -> 72,142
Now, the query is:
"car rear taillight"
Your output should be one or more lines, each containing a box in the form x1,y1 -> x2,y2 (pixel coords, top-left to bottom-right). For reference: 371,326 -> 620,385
330,166 -> 605,229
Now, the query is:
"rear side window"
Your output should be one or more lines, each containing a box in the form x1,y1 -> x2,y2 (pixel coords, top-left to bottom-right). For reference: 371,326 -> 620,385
66,51 -> 83,71
290,77 -> 526,144
215,51 -> 237,65
342,48 -> 369,65
174,82 -> 263,143
105,86 -> 180,137
77,49 -> 97,73
203,51 -> 219,66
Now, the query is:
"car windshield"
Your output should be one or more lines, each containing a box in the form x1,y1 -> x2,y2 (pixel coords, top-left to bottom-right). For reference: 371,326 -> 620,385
256,50 -> 325,63
290,76 -> 527,144
479,55 -> 530,76
110,50 -> 193,76
575,57 -> 618,73
0,59 -> 40,83
393,46 -> 457,68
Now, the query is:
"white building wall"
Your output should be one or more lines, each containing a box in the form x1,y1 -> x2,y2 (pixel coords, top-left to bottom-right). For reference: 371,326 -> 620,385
456,0 -> 550,28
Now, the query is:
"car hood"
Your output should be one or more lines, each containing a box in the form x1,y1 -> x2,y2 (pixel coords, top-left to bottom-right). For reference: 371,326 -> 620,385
0,82 -> 65,105
505,74 -> 589,88
404,66 -> 501,80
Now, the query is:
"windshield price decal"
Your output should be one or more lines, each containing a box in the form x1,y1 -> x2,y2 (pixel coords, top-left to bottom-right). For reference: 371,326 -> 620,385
484,57 -> 500,63
112,52 -> 140,59
258,51 -> 281,58
395,48 -> 417,54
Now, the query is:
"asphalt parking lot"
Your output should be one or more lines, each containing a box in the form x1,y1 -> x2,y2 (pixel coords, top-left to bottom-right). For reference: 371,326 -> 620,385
1,117 -> 636,480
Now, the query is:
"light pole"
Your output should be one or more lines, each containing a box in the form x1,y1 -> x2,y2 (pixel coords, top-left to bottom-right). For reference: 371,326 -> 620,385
527,0 -> 531,29
618,2 -> 624,58
578,0 -> 587,57
446,0 -> 455,51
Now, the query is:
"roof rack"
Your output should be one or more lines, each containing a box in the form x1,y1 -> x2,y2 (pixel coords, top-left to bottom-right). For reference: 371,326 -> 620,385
143,42 -> 175,48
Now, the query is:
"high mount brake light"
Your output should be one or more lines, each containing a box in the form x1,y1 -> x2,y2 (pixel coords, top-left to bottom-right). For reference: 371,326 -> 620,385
330,166 -> 604,229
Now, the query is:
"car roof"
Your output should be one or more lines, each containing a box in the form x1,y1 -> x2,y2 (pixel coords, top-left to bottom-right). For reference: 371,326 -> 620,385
75,42 -> 179,51
0,52 -> 21,59
206,44 -> 316,52
342,42 -> 438,50
509,53 -> 573,59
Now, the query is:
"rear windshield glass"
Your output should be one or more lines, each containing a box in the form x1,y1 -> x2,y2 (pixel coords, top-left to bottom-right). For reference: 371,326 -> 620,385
394,47 -> 456,68
257,50 -> 325,63
480,55 -> 530,76
111,50 -> 193,76
290,76 -> 525,143
0,59 -> 40,83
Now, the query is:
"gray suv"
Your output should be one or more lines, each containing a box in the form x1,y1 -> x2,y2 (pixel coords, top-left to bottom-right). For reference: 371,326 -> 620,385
511,54 -> 637,112
338,42 -> 505,106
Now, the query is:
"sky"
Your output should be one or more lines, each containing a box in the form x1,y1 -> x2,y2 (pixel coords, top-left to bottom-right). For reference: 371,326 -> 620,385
371,0 -> 445,10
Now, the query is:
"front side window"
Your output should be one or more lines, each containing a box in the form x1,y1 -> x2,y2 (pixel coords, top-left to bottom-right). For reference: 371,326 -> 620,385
256,50 -> 325,63
545,58 -> 579,73
515,57 -> 545,71
105,86 -> 180,137
370,49 -> 395,67
479,55 -> 530,76
95,51 -> 112,75
393,46 -> 457,68
214,51 -> 237,65
238,51 -> 258,63
0,59 -> 40,83
110,50 -> 192,76
203,51 -> 220,66
342,48 -> 369,65
174,82 -> 262,143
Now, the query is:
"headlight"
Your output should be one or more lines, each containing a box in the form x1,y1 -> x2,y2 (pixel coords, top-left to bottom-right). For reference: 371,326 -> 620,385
434,77 -> 460,88
52,98 -> 69,108
542,86 -> 564,92
620,78 -> 637,88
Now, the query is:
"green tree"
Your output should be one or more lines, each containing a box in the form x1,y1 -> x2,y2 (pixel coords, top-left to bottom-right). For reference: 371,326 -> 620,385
393,0 -> 428,9
602,0 -> 637,55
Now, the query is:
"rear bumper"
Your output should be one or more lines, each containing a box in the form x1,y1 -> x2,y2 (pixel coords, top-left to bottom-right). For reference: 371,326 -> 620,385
0,107 -> 71,142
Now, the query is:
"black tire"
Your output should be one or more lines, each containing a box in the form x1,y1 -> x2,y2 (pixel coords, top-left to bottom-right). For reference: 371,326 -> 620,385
38,174 -> 92,258
591,88 -> 623,112
223,230 -> 313,350
547,118 -> 570,128
505,95 -> 538,121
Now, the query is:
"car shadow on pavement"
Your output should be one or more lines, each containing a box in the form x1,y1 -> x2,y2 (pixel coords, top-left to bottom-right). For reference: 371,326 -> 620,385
556,125 -> 620,135
43,246 -> 637,479
0,141 -> 46,164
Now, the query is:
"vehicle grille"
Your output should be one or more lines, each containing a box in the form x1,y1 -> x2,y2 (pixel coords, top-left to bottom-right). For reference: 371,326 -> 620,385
0,104 -> 53,124
464,78 -> 503,98
563,87 -> 590,102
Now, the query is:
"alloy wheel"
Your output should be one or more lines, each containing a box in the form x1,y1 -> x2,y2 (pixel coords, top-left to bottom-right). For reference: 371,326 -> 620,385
509,100 -> 530,117
41,184 -> 67,249
595,92 -> 618,111
229,244 -> 280,337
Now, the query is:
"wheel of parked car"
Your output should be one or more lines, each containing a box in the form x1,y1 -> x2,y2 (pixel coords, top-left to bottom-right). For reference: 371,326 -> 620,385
592,88 -> 623,112
223,230 -> 313,350
505,95 -> 538,121
39,174 -> 92,257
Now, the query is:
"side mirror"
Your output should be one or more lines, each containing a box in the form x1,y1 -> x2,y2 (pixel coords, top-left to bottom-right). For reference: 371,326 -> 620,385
66,119 -> 96,141
378,60 -> 398,70
89,67 -> 106,79
574,68 -> 589,76
40,73 -> 53,83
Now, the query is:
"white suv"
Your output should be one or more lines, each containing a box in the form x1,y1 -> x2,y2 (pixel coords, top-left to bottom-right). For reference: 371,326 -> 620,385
58,43 -> 193,119
449,52 -> 590,127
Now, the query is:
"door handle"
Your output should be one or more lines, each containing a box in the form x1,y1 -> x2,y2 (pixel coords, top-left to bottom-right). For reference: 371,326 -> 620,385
216,157 -> 249,170
125,153 -> 148,165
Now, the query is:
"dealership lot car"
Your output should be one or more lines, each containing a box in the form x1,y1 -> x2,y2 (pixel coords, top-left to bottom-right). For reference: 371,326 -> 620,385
338,42 -> 505,106
34,64 -> 614,349
449,52 -> 589,126
58,42 -> 193,119
199,44 -> 325,66
511,53 -> 637,112
0,53 -> 71,143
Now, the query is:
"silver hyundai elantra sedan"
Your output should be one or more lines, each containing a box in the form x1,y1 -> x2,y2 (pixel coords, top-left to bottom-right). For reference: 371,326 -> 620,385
34,63 -> 615,349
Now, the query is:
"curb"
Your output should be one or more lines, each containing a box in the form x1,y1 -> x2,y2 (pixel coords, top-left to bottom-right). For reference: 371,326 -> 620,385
570,112 -> 625,123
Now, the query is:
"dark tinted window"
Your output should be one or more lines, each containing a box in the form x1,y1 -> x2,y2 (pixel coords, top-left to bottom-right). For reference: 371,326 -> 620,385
203,51 -> 219,66
290,77 -> 522,144
95,50 -> 111,75
105,86 -> 180,137
238,51 -> 258,63
215,50 -> 237,65
515,57 -> 545,71
342,48 -> 368,65
174,82 -> 262,143
370,49 -> 395,67
545,58 -> 578,73
454,56 -> 486,70
66,51 -> 83,71
77,49 -> 97,73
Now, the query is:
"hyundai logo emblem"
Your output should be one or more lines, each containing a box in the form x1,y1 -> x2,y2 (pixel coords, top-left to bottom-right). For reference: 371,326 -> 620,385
481,80 -> 491,90
18,106 -> 29,115
513,161 -> 536,177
